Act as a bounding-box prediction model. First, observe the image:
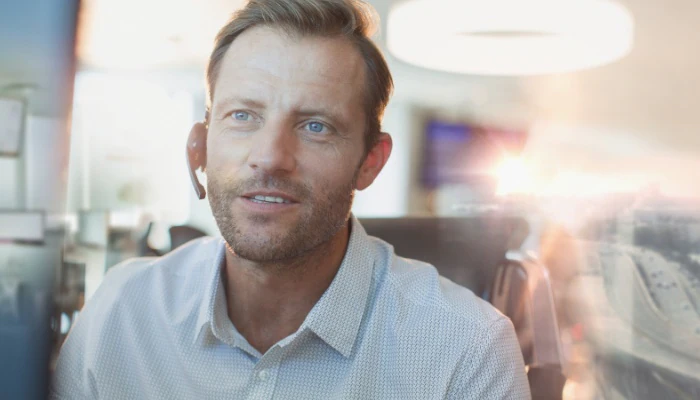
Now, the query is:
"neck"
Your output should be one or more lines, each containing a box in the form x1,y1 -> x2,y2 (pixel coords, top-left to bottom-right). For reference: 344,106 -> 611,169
222,221 -> 351,354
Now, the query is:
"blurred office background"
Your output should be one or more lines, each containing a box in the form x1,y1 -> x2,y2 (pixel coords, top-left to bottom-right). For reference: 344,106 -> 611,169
1,0 -> 699,399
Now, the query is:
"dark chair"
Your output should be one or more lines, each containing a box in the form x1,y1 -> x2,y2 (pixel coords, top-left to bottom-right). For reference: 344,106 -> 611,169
137,222 -> 163,257
169,225 -> 207,251
360,217 -> 522,295
360,216 -> 566,400
491,253 -> 567,399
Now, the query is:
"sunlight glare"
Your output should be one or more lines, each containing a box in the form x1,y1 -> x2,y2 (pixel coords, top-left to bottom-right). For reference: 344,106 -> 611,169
496,156 -> 532,196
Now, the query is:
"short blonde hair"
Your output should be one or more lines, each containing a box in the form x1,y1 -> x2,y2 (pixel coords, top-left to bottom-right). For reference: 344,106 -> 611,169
206,0 -> 394,153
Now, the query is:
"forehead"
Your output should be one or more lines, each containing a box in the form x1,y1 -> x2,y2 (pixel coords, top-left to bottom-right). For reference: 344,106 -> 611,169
212,26 -> 366,117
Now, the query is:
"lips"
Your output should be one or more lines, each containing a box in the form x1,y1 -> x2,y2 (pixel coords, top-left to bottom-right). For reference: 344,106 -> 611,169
248,195 -> 292,204
241,191 -> 299,204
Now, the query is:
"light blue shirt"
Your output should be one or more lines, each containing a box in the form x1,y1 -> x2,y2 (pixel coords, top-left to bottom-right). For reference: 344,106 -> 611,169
52,217 -> 530,399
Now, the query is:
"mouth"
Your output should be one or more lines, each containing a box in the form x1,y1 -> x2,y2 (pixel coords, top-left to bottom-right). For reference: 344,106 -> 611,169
246,195 -> 293,204
240,191 -> 299,205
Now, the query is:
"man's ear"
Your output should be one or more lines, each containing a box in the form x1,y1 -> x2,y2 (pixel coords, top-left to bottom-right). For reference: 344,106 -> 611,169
356,132 -> 393,191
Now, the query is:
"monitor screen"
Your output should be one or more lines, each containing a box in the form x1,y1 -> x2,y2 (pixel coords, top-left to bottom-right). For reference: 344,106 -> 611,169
422,119 -> 528,189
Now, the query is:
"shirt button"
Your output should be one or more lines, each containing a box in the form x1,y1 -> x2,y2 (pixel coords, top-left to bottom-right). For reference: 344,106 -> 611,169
258,369 -> 269,381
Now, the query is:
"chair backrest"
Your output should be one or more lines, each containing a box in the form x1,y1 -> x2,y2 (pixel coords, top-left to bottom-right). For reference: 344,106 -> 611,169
169,225 -> 207,252
491,260 -> 534,361
359,216 -> 524,295
137,222 -> 162,257
490,253 -> 566,399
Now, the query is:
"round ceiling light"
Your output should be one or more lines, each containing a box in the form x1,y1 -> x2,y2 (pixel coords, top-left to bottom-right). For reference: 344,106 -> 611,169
387,0 -> 635,75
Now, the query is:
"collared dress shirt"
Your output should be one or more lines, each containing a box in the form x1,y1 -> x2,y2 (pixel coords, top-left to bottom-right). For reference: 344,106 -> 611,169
51,217 -> 530,399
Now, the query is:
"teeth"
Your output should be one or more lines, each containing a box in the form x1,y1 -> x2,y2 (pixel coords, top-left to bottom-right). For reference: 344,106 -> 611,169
252,195 -> 289,204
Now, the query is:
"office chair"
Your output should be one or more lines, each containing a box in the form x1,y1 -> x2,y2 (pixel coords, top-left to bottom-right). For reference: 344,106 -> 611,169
359,216 -> 520,294
168,225 -> 207,251
137,222 -> 163,257
491,252 -> 567,399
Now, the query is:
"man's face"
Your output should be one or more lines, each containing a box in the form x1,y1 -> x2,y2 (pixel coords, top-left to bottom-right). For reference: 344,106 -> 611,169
206,26 -> 369,262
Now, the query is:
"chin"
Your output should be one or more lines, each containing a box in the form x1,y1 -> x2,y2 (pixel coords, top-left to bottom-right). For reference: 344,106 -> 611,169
229,237 -> 301,263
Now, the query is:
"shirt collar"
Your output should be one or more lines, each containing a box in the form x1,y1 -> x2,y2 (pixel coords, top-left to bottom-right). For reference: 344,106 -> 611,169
193,215 -> 376,358
300,216 -> 375,357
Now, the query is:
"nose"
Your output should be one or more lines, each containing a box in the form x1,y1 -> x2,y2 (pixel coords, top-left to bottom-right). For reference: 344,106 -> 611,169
246,120 -> 297,175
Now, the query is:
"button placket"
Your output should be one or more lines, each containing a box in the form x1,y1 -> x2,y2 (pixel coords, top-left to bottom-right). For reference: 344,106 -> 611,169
247,346 -> 285,400
257,369 -> 269,381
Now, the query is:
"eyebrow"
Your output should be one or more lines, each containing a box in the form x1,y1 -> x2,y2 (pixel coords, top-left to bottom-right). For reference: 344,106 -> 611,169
214,96 -> 266,113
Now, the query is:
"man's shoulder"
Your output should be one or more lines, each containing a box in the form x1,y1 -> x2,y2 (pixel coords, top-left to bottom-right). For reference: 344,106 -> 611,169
109,236 -> 220,278
359,239 -> 527,397
91,236 -> 221,312
369,238 -> 507,334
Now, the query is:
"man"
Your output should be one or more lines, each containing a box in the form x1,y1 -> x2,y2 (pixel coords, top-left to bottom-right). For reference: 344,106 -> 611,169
52,0 -> 530,398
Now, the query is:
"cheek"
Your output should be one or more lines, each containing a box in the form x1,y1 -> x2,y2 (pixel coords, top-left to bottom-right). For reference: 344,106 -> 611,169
300,151 -> 360,191
207,134 -> 250,170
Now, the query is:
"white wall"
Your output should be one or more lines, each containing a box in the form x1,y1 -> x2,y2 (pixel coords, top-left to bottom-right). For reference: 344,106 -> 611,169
0,115 -> 69,212
0,158 -> 18,208
25,116 -> 70,212
353,101 -> 411,217
68,72 -> 195,223
352,100 -> 433,217
186,187 -> 220,237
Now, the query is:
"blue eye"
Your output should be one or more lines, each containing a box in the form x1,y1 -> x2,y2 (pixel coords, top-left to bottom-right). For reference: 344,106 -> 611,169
306,122 -> 326,133
232,111 -> 251,121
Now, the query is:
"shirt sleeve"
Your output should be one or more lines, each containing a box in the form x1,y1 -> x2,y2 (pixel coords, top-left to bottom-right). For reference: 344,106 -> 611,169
446,317 -> 531,400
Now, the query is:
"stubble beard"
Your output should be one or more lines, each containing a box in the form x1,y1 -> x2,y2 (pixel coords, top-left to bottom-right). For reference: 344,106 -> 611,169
208,170 -> 359,265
